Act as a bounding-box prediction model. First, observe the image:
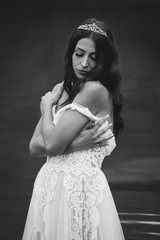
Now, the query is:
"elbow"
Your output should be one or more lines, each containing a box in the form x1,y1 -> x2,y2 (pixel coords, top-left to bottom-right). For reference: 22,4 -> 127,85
29,141 -> 40,157
45,143 -> 64,156
29,147 -> 37,156
29,142 -> 37,156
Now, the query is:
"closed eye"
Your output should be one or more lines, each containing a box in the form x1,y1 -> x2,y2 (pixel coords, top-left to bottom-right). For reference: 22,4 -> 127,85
74,48 -> 97,61
75,52 -> 83,57
90,55 -> 97,61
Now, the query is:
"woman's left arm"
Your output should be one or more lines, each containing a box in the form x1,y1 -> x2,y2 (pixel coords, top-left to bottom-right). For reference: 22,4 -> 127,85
41,82 -> 109,156
40,92 -> 90,155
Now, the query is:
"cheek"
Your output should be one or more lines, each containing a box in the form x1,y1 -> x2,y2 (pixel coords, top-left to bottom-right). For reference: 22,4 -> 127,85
90,61 -> 97,69
72,55 -> 78,68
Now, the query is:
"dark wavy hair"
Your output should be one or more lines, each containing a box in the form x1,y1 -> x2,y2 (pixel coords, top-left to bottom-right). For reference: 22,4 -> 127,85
62,18 -> 124,138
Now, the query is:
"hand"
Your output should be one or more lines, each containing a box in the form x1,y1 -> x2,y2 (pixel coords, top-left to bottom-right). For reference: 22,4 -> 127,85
67,116 -> 114,152
40,91 -> 55,113
51,82 -> 64,104
40,82 -> 64,112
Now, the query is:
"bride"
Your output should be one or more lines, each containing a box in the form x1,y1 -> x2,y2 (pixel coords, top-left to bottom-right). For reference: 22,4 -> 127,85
22,18 -> 124,240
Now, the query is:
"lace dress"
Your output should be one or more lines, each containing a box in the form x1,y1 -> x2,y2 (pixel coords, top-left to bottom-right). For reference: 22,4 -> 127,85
22,103 -> 125,240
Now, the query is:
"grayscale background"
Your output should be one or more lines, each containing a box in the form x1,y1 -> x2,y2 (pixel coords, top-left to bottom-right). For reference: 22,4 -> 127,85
0,0 -> 160,239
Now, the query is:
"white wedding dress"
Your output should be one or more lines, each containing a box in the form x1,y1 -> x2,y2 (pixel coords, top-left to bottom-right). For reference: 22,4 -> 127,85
22,103 -> 125,240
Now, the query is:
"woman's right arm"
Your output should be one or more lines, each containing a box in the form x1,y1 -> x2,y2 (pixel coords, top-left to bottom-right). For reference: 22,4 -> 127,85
65,117 -> 113,153
29,117 -> 47,157
29,82 -> 113,156
29,82 -> 64,157
29,116 -> 113,157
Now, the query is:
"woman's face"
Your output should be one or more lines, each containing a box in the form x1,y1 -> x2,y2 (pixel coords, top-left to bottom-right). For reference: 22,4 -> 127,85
72,38 -> 97,80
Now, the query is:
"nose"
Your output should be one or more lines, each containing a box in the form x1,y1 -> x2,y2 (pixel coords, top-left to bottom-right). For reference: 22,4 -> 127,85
81,56 -> 89,68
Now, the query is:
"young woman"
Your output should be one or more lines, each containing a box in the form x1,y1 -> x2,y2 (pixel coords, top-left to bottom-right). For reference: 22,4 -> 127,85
22,18 -> 124,240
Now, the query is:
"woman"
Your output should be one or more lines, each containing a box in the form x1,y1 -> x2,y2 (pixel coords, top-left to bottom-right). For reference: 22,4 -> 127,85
22,18 -> 124,240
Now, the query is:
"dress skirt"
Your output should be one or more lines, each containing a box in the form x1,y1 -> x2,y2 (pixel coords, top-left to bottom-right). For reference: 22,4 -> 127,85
22,157 -> 125,240
22,103 -> 125,239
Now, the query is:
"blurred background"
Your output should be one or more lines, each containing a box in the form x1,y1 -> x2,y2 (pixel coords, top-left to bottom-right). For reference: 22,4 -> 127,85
0,0 -> 160,239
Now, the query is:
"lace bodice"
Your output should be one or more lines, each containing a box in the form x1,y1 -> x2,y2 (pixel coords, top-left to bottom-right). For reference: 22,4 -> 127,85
47,102 -> 116,169
33,103 -> 118,239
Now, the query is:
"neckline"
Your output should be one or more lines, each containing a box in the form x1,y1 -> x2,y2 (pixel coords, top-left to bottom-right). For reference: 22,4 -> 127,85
53,102 -> 107,121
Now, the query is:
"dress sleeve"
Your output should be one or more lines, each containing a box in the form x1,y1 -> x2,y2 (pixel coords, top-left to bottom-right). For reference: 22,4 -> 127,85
54,102 -> 116,156
56,102 -> 99,123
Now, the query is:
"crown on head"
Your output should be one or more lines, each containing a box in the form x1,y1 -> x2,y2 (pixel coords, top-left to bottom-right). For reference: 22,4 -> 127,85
78,22 -> 108,37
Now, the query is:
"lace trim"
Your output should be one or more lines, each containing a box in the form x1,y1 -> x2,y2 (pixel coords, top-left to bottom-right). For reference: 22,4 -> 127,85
33,160 -> 105,238
33,165 -> 58,237
64,171 -> 105,240
53,102 -> 106,124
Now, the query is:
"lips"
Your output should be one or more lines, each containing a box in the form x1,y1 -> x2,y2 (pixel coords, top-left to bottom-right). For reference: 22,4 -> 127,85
77,69 -> 89,75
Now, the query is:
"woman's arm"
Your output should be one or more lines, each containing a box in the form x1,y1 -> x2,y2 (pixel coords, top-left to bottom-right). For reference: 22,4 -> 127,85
29,82 -> 64,156
29,117 -> 47,156
65,117 -> 113,153
40,81 -> 111,156
29,116 -> 113,157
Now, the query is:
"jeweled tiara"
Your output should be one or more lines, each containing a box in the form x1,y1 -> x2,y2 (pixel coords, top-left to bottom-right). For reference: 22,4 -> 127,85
78,23 -> 108,37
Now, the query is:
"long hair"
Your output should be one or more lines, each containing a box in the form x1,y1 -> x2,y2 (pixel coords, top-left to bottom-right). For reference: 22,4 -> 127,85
62,18 -> 124,138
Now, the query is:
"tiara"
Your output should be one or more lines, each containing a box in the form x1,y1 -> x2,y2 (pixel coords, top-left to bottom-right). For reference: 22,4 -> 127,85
78,23 -> 108,37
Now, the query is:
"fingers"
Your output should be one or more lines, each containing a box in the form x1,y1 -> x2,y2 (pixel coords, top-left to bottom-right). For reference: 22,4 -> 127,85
53,83 -> 64,103
57,82 -> 64,93
40,92 -> 54,106
106,134 -> 115,140
94,134 -> 114,144
94,142 -> 108,147
57,84 -> 63,93
92,115 -> 109,132
41,91 -> 52,100
92,123 -> 113,139
84,121 -> 95,130
91,123 -> 113,139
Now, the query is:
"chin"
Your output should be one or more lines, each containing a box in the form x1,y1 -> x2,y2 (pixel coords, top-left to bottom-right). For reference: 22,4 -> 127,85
76,74 -> 87,81
78,76 -> 86,81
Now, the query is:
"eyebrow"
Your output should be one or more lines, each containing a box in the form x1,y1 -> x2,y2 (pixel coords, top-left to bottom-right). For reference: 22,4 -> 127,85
75,47 -> 96,54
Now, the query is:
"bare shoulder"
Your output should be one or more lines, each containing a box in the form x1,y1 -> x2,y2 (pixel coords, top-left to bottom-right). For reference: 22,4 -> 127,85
81,81 -> 109,102
74,81 -> 110,115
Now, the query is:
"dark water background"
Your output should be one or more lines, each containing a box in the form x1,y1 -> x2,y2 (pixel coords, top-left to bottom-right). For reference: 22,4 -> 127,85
0,1 -> 160,239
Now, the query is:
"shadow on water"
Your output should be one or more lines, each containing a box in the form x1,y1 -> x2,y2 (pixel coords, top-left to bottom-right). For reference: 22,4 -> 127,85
0,1 -> 160,239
